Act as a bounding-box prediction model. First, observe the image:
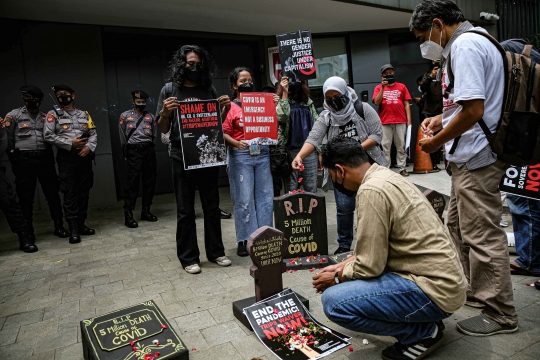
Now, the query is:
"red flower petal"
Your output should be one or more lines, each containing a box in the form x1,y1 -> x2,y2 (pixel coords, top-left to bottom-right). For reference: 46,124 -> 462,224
299,164 -> 305,171
298,177 -> 303,183
309,267 -> 315,272
161,324 -> 167,329
192,348 -> 197,351
130,341 -> 135,346
155,352 -> 160,357
526,282 -> 531,286
274,308 -> 279,314
322,258 -> 326,261
348,346 -> 354,352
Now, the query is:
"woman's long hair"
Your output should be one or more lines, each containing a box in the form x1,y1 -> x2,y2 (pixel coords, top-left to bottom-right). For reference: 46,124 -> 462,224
276,80 -> 310,104
167,45 -> 215,89
228,67 -> 254,99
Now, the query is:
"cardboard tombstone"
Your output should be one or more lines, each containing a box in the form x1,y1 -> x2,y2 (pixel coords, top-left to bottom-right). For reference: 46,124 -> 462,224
80,301 -> 188,360
247,226 -> 288,302
423,189 -> 446,223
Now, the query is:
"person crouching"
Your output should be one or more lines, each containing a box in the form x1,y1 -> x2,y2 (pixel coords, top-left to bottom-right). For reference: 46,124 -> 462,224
313,137 -> 466,360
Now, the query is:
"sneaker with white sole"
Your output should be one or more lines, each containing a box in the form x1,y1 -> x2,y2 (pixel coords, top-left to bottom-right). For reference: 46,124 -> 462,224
210,256 -> 231,267
382,322 -> 445,359
184,264 -> 201,274
456,313 -> 518,336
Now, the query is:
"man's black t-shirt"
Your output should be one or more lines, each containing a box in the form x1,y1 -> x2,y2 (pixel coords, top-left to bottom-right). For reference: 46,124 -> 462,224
156,83 -> 216,162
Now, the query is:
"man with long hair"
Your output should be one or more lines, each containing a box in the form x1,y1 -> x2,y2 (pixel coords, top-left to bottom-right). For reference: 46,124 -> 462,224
155,45 -> 232,274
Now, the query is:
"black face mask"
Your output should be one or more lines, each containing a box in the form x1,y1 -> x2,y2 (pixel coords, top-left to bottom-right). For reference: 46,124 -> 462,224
288,82 -> 301,94
334,174 -> 357,198
237,82 -> 254,94
326,93 -> 350,112
135,104 -> 146,111
184,66 -> 201,82
57,94 -> 73,106
25,98 -> 41,109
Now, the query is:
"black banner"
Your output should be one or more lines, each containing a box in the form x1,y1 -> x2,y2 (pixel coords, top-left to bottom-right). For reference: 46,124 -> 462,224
499,164 -> 540,200
276,29 -> 316,82
177,99 -> 226,170
244,289 -> 350,359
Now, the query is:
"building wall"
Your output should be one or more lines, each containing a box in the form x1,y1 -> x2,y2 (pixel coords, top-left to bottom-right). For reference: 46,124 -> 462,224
0,20 -> 115,211
0,19 -> 264,213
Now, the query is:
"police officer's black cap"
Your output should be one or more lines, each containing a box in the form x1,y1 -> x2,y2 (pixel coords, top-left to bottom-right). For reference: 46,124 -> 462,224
52,84 -> 74,93
20,85 -> 44,98
131,90 -> 149,99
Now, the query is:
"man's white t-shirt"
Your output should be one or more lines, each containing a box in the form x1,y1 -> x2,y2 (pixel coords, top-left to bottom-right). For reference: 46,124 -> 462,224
441,27 -> 504,163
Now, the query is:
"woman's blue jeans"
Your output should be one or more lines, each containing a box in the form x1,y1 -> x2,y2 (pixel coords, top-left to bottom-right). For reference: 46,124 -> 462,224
322,273 -> 452,345
506,194 -> 540,274
228,146 -> 274,243
333,185 -> 356,249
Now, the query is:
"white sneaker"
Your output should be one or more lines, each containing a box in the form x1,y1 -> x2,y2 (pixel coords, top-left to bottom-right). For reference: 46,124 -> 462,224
185,264 -> 201,274
500,220 -> 509,227
211,256 -> 231,267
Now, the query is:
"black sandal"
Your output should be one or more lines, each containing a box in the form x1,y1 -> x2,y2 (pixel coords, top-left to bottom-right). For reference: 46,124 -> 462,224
510,263 -> 532,276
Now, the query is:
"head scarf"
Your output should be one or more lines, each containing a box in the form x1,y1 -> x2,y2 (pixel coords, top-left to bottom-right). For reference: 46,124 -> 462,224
322,76 -> 358,126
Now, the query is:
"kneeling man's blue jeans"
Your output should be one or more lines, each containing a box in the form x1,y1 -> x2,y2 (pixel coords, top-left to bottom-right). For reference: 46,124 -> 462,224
322,273 -> 452,345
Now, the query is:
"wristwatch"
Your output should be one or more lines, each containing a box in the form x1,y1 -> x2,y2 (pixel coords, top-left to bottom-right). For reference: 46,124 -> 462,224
334,272 -> 341,284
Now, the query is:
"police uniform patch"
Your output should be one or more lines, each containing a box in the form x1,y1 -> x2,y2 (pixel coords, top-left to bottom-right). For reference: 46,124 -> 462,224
4,120 -> 11,128
6,115 -> 13,120
21,123 -> 29,128
127,116 -> 134,121
145,129 -> 151,135
145,124 -> 150,129
144,116 -> 151,120
47,114 -> 55,123
0,118 -> 5,129
128,124 -> 135,129
62,124 -> 69,130
81,124 -> 88,130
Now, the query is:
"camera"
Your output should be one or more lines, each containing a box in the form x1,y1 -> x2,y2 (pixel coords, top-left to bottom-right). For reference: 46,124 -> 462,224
384,75 -> 395,84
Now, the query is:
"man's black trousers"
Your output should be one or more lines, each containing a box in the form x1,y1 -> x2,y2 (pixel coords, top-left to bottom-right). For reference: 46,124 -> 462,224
123,145 -> 157,210
57,149 -> 94,222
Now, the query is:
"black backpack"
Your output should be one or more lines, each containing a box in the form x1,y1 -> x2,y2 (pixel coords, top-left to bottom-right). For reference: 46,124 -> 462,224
269,145 -> 293,178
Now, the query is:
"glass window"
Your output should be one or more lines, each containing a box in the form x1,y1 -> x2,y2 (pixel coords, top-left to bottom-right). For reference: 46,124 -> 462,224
308,37 -> 348,87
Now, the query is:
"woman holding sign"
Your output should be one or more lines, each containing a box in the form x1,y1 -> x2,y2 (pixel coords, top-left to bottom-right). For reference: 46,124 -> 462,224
291,76 -> 387,255
223,67 -> 274,257
276,76 -> 320,193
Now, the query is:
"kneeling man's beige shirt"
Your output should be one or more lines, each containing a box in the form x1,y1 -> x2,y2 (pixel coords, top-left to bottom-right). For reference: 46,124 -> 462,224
342,164 -> 467,313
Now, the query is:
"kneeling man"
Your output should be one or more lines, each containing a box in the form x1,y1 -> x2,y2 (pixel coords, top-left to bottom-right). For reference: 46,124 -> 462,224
313,137 -> 466,360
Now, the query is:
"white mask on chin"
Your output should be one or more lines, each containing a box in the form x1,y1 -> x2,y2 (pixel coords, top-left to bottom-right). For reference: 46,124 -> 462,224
420,25 -> 444,61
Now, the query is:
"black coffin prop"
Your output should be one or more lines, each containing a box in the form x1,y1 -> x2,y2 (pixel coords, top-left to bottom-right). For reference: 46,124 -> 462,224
81,301 -> 188,360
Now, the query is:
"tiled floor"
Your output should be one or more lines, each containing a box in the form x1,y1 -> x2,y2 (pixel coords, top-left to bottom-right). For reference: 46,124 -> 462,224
0,170 -> 538,359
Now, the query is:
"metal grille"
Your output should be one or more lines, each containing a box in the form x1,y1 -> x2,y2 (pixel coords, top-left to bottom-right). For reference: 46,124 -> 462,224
497,0 -> 540,41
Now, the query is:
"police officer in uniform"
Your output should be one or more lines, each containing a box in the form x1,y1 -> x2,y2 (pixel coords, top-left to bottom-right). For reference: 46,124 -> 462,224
0,118 -> 36,252
4,85 -> 69,240
43,85 -> 97,244
119,90 -> 158,228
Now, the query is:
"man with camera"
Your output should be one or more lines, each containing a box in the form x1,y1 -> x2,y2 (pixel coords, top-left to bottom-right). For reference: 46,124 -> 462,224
420,60 -> 444,171
4,85 -> 69,247
373,64 -> 413,177
119,90 -> 158,228
43,84 -> 97,244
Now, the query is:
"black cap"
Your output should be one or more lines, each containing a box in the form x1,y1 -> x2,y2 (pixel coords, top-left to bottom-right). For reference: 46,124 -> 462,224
131,90 -> 149,99
380,64 -> 394,74
51,84 -> 74,93
20,85 -> 44,98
